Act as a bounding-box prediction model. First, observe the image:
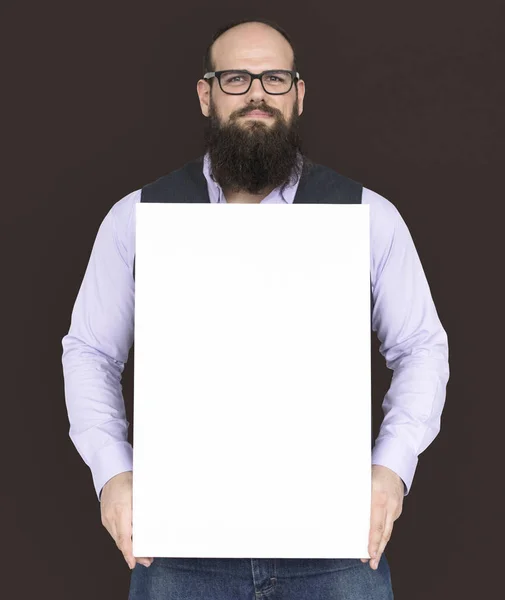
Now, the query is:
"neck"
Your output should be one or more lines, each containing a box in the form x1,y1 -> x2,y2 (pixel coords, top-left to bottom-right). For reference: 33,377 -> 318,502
223,185 -> 276,204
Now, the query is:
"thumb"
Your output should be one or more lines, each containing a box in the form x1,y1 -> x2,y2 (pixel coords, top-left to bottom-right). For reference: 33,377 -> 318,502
135,556 -> 154,567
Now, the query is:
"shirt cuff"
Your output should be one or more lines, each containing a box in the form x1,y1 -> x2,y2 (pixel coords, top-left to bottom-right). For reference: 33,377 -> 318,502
90,441 -> 133,502
372,437 -> 419,496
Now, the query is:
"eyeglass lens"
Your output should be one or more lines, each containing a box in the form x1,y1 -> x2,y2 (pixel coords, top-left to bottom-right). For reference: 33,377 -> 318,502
220,71 -> 293,93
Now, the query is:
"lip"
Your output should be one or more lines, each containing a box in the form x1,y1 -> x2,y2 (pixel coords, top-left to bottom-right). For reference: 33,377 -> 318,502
243,111 -> 272,117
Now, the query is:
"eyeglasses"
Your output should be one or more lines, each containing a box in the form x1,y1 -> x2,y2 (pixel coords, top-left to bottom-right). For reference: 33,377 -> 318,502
203,69 -> 300,95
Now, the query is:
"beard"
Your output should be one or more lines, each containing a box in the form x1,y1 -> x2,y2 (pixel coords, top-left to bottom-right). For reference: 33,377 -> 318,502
203,92 -> 306,195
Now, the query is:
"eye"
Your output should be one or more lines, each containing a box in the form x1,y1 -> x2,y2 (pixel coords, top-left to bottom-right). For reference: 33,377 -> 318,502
265,73 -> 287,83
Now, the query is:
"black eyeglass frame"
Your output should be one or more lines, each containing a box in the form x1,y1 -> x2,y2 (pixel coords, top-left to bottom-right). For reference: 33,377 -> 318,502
203,69 -> 300,95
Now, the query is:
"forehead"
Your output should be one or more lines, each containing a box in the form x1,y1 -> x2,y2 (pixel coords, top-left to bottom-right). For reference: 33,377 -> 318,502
211,24 -> 293,72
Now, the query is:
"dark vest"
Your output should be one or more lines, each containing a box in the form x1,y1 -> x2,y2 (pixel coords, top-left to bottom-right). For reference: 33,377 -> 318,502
134,155 -> 372,312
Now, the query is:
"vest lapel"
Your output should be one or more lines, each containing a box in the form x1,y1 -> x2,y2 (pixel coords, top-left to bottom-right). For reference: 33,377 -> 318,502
293,160 -> 363,204
141,156 -> 210,203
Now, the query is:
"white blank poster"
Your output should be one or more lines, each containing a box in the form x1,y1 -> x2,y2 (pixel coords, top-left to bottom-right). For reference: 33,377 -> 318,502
132,203 -> 371,559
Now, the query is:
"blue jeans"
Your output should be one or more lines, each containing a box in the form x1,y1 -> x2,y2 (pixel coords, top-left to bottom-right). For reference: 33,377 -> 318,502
128,554 -> 394,599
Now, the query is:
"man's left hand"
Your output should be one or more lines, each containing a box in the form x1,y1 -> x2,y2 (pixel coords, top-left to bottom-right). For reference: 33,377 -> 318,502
361,464 -> 404,570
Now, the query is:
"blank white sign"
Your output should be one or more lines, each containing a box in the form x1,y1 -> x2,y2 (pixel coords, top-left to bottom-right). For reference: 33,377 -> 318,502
132,203 -> 371,559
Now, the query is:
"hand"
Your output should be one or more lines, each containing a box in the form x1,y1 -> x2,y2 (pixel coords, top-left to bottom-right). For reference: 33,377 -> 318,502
100,471 -> 154,570
360,464 -> 404,570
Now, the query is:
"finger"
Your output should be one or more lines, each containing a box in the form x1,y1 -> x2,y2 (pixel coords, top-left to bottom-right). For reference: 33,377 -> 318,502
115,508 -> 135,569
104,505 -> 152,569
360,558 -> 369,563
368,492 -> 388,562
371,510 -> 395,570
136,558 -> 152,567
136,557 -> 154,567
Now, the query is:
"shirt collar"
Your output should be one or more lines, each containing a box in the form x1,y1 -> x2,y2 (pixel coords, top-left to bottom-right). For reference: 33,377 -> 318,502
202,151 -> 302,204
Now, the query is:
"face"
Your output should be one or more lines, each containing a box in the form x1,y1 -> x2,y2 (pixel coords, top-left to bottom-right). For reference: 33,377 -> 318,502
197,23 -> 307,195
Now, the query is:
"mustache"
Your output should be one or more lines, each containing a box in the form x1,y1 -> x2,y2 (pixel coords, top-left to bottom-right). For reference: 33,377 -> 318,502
233,105 -> 279,118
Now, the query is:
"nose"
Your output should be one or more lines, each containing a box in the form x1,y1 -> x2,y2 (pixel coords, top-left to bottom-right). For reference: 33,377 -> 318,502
246,76 -> 267,103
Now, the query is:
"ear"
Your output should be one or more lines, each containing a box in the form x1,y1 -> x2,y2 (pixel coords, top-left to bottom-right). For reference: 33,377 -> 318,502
296,79 -> 305,116
197,79 -> 211,117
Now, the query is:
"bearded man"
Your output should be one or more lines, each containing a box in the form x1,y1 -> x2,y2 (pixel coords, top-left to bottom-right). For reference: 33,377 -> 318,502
61,17 -> 450,600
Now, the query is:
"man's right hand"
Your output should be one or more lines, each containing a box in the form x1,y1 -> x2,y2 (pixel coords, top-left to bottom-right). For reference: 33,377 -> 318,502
100,471 -> 154,569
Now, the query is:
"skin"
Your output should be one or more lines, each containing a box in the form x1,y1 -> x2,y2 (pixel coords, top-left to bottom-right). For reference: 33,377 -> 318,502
196,22 -> 305,203
100,470 -> 153,569
101,22 -> 405,573
361,464 -> 404,569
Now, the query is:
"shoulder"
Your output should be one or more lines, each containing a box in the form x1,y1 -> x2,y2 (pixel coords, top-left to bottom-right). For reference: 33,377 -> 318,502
362,186 -> 401,227
362,185 -> 407,246
110,188 -> 141,225
109,188 -> 141,269
362,186 -> 405,283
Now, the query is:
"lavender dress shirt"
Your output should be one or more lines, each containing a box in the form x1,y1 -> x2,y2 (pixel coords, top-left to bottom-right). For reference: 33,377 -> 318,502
61,153 -> 450,501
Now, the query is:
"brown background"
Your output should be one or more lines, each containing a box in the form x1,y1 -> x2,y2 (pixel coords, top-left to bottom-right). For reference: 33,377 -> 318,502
2,0 -> 503,598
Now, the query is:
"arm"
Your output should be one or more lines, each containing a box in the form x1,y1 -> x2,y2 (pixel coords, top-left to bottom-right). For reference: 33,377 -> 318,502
61,190 -> 139,502
367,188 -> 450,496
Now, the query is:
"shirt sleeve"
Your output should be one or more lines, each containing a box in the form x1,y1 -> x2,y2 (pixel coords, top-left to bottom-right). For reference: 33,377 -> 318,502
61,190 -> 139,502
366,188 -> 450,496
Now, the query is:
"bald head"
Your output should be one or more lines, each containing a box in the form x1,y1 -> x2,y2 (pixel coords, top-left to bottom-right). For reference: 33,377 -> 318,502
209,21 -> 295,74
196,20 -> 306,196
197,18 -> 305,128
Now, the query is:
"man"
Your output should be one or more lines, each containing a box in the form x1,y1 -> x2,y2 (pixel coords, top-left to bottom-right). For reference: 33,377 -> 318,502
61,18 -> 449,600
